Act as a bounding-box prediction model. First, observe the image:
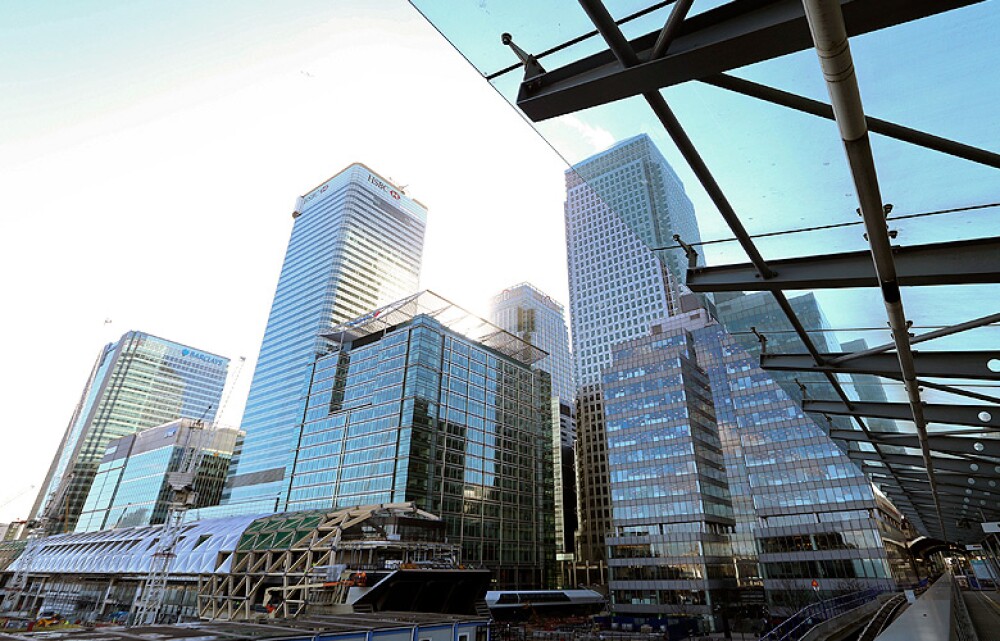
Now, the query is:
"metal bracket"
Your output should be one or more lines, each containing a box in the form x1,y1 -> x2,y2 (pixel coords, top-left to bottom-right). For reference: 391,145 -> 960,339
501,33 -> 546,81
673,234 -> 699,269
749,326 -> 768,354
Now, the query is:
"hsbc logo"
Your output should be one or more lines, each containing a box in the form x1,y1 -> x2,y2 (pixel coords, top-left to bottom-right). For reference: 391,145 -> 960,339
368,174 -> 401,200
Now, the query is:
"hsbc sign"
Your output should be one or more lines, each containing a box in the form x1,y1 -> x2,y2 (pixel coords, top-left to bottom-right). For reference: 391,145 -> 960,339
367,174 -> 401,200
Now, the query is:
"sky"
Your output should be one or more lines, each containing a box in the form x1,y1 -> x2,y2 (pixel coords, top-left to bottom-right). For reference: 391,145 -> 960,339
2,1 -> 997,523
0,0 -> 576,523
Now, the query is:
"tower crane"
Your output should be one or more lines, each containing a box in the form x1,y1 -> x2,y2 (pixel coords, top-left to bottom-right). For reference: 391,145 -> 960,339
130,410 -> 213,626
131,355 -> 246,625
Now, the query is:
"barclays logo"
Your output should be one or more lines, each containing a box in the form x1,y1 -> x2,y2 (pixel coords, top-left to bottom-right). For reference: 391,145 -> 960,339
179,348 -> 226,367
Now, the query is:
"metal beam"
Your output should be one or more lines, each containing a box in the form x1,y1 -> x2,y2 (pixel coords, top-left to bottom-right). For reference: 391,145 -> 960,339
686,236 -> 1000,292
891,376 -> 1000,405
879,484 -> 1000,509
829,312 -> 1000,365
761,351 -> 1000,380
516,0 -> 981,121
888,470 -> 999,491
804,400 -> 1000,429
700,74 -> 1000,170
831,428 -> 1000,457
852,451 -> 1000,476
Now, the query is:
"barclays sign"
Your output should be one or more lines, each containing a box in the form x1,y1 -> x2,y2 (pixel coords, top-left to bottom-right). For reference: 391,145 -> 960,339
180,348 -> 227,367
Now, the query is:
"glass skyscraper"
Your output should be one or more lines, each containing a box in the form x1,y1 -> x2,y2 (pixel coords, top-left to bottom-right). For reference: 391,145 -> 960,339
224,164 -> 427,512
284,292 -> 555,588
490,283 -> 577,562
32,331 -> 228,532
603,321 -> 736,620
602,309 -> 910,622
565,134 -> 695,388
565,135 -> 697,564
76,419 -> 239,532
490,283 -> 574,404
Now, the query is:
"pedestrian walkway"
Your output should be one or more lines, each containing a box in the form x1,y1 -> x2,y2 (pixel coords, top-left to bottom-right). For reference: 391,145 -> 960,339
962,590 -> 1000,640
875,575 -> 951,641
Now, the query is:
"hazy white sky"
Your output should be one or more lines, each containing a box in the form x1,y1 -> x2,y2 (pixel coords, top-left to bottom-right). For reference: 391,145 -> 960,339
0,0 -> 584,523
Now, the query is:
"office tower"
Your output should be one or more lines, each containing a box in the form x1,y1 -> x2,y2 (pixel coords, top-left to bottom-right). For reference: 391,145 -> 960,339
603,323 -> 735,620
490,283 -> 577,562
75,419 -> 239,532
602,310 -> 908,620
285,292 -> 555,588
568,133 -> 703,290
565,135 -> 697,566
840,338 -> 899,434
224,164 -> 427,512
490,283 -> 574,402
565,134 -> 699,388
32,332 -> 228,532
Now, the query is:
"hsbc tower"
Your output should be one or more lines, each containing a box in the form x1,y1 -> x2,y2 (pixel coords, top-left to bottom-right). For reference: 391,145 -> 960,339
221,163 -> 427,513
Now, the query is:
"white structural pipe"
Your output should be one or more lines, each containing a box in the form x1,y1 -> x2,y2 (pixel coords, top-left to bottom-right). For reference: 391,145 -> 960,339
801,0 -> 947,539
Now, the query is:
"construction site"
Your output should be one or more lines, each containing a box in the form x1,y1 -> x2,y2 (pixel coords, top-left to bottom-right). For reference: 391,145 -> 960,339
0,503 -> 491,626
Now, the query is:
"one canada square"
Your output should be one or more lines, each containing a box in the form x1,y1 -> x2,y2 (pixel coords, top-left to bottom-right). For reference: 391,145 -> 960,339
565,134 -> 699,561
222,164 -> 427,512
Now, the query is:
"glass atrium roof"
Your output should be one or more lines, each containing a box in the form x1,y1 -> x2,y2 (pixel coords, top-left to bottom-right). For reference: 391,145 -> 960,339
409,0 -> 1000,544
324,290 -> 549,366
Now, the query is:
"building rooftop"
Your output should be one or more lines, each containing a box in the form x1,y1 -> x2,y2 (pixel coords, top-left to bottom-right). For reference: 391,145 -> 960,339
323,290 -> 548,366
492,282 -> 565,313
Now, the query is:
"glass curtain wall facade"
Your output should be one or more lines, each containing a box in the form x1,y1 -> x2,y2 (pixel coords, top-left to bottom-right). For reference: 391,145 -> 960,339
224,164 -> 426,512
657,311 -> 904,613
32,332 -> 228,532
713,292 -> 858,442
490,283 -> 577,562
285,312 -> 555,588
603,326 -> 736,621
565,136 -> 696,566
76,420 -> 239,532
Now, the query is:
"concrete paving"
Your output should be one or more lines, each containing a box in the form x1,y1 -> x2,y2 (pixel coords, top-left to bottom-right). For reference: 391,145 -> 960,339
875,575 -> 952,641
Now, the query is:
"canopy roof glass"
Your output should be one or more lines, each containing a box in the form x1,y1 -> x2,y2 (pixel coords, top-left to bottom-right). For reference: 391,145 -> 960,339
409,0 -> 1000,543
324,290 -> 548,366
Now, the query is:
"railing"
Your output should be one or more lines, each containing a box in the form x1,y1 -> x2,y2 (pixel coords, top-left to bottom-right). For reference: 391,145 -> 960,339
949,575 -> 979,641
856,594 -> 905,641
760,589 -> 887,641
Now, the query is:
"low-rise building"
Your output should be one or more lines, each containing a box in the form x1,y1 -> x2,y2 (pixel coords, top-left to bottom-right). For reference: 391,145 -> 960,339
75,420 -> 240,532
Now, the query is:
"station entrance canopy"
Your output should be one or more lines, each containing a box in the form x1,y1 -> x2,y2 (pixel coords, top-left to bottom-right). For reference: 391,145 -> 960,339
408,0 -> 1000,544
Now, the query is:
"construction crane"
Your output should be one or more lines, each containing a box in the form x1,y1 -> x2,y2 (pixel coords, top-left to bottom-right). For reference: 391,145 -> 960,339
2,478 -> 73,615
131,356 -> 246,625
130,410 -> 215,626
0,484 -> 36,511
216,356 -> 246,426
